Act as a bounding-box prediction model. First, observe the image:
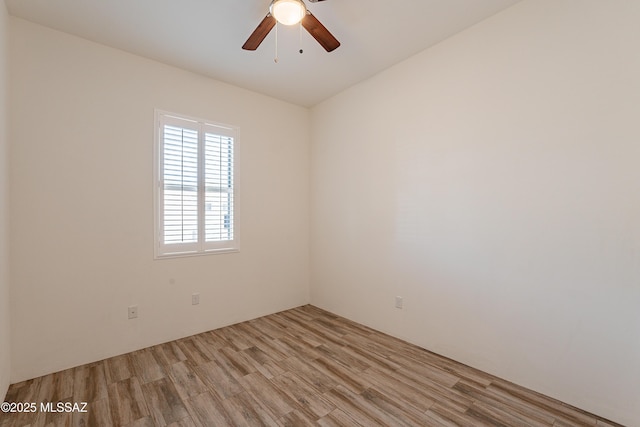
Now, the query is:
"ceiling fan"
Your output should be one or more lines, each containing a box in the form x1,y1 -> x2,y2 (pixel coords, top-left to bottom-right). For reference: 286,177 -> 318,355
242,0 -> 340,53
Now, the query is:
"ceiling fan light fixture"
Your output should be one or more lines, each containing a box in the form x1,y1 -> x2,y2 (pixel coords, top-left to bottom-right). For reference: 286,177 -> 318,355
270,0 -> 307,26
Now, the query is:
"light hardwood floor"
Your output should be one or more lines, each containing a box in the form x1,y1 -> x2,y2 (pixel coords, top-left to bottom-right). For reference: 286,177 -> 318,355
0,305 -> 622,427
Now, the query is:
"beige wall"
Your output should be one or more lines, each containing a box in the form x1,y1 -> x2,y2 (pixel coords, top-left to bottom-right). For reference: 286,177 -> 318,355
0,0 -> 10,402
9,18 -> 310,382
6,1 -> 640,424
310,1 -> 640,425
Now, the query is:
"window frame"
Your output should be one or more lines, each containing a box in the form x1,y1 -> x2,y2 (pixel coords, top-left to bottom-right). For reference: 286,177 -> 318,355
153,109 -> 240,259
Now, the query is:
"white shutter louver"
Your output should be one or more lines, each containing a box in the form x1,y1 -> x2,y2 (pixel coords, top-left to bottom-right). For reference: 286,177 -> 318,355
205,132 -> 234,242
155,111 -> 238,257
163,125 -> 199,244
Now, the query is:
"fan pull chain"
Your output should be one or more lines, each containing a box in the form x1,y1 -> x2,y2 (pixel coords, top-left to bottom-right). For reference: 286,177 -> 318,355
274,21 -> 279,63
299,21 -> 304,54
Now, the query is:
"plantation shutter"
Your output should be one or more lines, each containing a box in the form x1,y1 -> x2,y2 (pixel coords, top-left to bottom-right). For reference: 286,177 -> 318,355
204,128 -> 234,243
163,124 -> 199,245
156,112 -> 238,257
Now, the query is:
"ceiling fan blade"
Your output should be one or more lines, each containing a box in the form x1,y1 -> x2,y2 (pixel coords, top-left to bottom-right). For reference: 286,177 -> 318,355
242,14 -> 276,50
301,12 -> 340,52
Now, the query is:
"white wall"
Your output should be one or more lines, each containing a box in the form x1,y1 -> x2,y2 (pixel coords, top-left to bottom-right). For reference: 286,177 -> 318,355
9,18 -> 310,382
0,0 -> 10,401
310,1 -> 640,425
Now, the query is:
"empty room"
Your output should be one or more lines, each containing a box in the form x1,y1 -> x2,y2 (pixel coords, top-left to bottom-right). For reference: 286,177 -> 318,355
0,0 -> 638,426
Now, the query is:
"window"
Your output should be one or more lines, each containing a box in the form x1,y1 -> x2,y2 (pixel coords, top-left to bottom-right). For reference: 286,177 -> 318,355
154,110 -> 238,258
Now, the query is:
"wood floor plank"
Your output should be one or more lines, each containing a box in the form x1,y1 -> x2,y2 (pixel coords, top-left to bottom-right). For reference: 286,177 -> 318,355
316,408 -> 363,427
380,363 -> 474,413
129,349 -> 165,384
221,392 -> 278,427
73,363 -> 108,403
1,378 -> 41,426
360,367 -> 436,412
278,409 -> 316,427
359,387 -> 432,427
314,343 -> 370,372
389,352 -> 461,387
425,402 -> 495,427
193,360 -> 243,400
237,372 -> 294,421
175,338 -> 212,366
412,350 -> 496,388
165,362 -> 207,401
150,342 -> 187,367
250,336 -> 292,363
465,399 -> 551,427
102,356 -> 133,386
276,336 -> 323,361
107,377 -> 149,426
291,321 -> 349,348
1,305 -> 623,427
34,398 -> 74,427
215,326 -> 253,352
27,386 -> 51,427
488,379 -> 599,426
246,318 -> 286,341
453,379 -> 556,425
49,369 -> 75,402
218,347 -> 260,377
241,346 -> 271,367
252,359 -> 284,381
269,371 -> 334,420
141,378 -> 190,426
275,357 -> 338,394
122,416 -> 156,427
341,339 -> 402,372
165,417 -> 197,427
322,385 -> 410,427
72,397 -> 112,427
202,330 -> 233,350
209,349 -> 253,379
183,391 -> 233,427
307,356 -> 371,395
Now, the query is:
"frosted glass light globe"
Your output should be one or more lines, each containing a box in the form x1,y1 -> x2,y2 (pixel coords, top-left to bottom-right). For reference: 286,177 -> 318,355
270,0 -> 306,26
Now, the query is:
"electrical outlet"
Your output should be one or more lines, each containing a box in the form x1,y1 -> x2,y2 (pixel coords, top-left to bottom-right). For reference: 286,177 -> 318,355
192,293 -> 200,305
395,296 -> 403,309
128,305 -> 138,319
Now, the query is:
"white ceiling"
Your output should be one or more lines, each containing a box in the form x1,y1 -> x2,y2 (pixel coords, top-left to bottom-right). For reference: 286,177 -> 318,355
5,0 -> 520,107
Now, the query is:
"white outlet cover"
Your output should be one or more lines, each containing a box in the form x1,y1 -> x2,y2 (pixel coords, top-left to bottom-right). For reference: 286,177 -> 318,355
395,296 -> 403,309
128,305 -> 138,319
